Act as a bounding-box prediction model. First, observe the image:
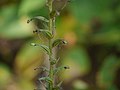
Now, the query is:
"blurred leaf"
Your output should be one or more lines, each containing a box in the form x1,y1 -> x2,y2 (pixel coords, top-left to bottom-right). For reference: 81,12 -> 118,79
97,55 -> 120,88
19,79 -> 34,90
62,47 -> 90,81
107,84 -> 119,90
19,0 -> 45,15
0,17 -> 33,39
0,64 -> 11,86
91,30 -> 120,45
0,4 -> 18,28
73,80 -> 88,90
69,0 -> 113,23
15,39 -> 43,80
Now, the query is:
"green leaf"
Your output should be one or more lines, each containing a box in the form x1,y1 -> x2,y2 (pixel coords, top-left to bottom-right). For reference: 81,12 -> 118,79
40,29 -> 53,39
61,47 -> 90,80
19,0 -> 45,15
52,39 -> 67,47
97,55 -> 120,88
0,64 -> 12,86
0,19 -> 33,39
54,66 -> 69,75
39,77 -> 52,83
40,45 -> 50,54
27,16 -> 49,23
69,0 -> 112,23
27,16 -> 49,30
53,81 -> 63,90
56,81 -> 63,87
30,43 -> 50,54
15,39 -> 43,79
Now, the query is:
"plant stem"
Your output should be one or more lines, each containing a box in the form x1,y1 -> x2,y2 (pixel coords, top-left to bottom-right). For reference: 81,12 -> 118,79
48,0 -> 54,90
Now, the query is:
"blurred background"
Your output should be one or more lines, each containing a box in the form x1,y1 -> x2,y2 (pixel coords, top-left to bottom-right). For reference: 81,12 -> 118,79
0,0 -> 120,90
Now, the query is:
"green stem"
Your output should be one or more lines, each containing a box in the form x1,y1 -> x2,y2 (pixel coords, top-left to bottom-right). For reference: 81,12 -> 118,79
48,0 -> 54,90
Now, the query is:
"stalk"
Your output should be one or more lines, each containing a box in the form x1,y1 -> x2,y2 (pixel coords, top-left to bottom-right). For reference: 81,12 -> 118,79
48,0 -> 54,90
28,0 -> 69,89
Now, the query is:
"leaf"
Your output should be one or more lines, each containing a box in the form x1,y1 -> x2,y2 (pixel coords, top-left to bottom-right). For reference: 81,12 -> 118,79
0,19 -> 33,39
52,39 -> 67,47
57,81 -> 63,87
15,39 -> 43,79
54,66 -> 69,75
30,43 -> 50,55
40,29 -> 53,39
19,0 -> 45,15
53,81 -> 63,90
0,64 -> 12,86
40,45 -> 50,54
39,77 -> 52,83
69,0 -> 112,23
97,55 -> 120,88
61,47 -> 90,81
27,16 -> 49,23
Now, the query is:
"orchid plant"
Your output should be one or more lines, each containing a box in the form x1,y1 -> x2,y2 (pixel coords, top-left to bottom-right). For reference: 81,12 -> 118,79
27,0 -> 70,90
